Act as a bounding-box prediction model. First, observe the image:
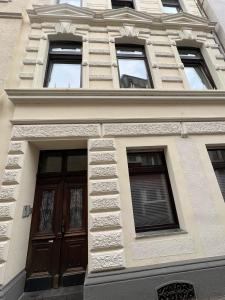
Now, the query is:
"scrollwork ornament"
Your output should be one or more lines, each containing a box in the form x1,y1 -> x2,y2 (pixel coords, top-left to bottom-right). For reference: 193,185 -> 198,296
157,282 -> 196,300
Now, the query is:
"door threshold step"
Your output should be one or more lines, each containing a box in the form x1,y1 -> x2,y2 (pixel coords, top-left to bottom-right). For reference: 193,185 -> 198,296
19,285 -> 83,300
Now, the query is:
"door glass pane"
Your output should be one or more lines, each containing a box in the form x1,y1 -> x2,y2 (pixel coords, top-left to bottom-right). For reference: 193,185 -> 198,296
58,0 -> 81,5
184,66 -> 212,90
48,63 -> 81,88
67,155 -> 87,172
118,59 -> 150,88
70,188 -> 83,229
39,155 -> 62,173
39,190 -> 55,233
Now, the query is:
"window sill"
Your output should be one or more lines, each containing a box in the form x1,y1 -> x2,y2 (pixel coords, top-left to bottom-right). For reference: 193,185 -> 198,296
135,228 -> 187,239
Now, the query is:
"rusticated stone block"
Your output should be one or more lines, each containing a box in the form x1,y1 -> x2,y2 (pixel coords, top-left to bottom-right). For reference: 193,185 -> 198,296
103,122 -> 180,137
0,264 -> 5,285
89,139 -> 115,151
90,230 -> 123,250
186,122 -> 225,135
0,221 -> 12,239
12,124 -> 101,140
89,152 -> 117,165
8,142 -> 25,154
0,242 -> 9,262
0,186 -> 17,201
91,250 -> 125,272
2,170 -> 20,185
90,212 -> 121,230
89,165 -> 118,179
90,180 -> 119,195
6,155 -> 23,169
0,203 -> 15,219
90,195 -> 120,212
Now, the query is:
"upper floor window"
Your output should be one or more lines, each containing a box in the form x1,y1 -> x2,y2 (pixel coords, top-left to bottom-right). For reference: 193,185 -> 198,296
162,0 -> 182,13
178,47 -> 216,90
112,0 -> 134,9
116,45 -> 153,88
44,42 -> 82,88
58,0 -> 81,6
208,149 -> 225,201
127,151 -> 179,232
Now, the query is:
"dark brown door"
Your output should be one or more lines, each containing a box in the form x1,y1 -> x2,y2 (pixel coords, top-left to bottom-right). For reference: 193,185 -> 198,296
25,150 -> 87,292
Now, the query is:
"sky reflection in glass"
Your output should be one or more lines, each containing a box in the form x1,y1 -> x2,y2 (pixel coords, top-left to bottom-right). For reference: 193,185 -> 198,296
48,63 -> 81,88
184,66 -> 211,90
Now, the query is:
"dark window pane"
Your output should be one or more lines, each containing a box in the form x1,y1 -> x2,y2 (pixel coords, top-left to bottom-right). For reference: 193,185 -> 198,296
58,0 -> 81,5
184,66 -> 212,90
48,63 -> 81,88
67,155 -> 87,172
128,152 -> 163,166
70,187 -> 83,229
39,155 -> 62,173
215,169 -> 225,200
39,190 -> 55,233
209,150 -> 225,163
130,173 -> 175,230
112,0 -> 134,8
118,59 -> 150,88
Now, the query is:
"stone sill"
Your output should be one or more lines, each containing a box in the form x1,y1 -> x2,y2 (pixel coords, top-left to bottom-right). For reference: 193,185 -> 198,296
5,88 -> 225,105
136,229 -> 187,239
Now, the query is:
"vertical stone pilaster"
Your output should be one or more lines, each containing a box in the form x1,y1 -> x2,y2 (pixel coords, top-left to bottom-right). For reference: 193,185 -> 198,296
0,141 -> 27,284
88,138 -> 126,273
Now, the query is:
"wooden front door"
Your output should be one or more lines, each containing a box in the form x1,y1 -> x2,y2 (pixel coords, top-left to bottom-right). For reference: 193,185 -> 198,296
25,150 -> 87,292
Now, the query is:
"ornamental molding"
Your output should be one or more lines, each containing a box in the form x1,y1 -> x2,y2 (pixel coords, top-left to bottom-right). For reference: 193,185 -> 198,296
6,89 -> 225,105
27,6 -> 215,30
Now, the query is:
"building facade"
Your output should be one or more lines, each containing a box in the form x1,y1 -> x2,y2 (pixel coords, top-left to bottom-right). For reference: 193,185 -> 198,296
1,0 -> 225,299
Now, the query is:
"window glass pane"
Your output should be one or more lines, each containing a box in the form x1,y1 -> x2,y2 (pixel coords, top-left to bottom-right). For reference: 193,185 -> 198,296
116,48 -> 144,56
58,0 -> 81,5
209,150 -> 225,163
69,187 -> 83,229
130,173 -> 175,230
179,48 -> 202,59
128,152 -> 163,166
39,155 -> 62,173
67,155 -> 87,172
163,6 -> 179,13
39,190 -> 55,233
112,0 -> 134,8
215,169 -> 225,200
184,66 -> 212,90
48,63 -> 81,88
50,45 -> 81,54
118,59 -> 150,88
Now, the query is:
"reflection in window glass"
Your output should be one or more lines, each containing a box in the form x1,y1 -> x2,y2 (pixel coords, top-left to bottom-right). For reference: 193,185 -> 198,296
58,0 -> 81,5
67,155 -> 87,172
48,63 -> 81,88
51,46 -> 81,54
184,66 -> 212,90
118,59 -> 149,88
70,188 -> 83,229
162,6 -> 179,13
39,190 -> 55,233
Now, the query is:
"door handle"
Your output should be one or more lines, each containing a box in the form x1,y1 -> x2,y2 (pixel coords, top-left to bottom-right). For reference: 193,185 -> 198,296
48,240 -> 54,243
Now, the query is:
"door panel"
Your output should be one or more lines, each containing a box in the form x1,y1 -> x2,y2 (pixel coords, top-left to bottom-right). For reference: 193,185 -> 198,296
25,150 -> 87,292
